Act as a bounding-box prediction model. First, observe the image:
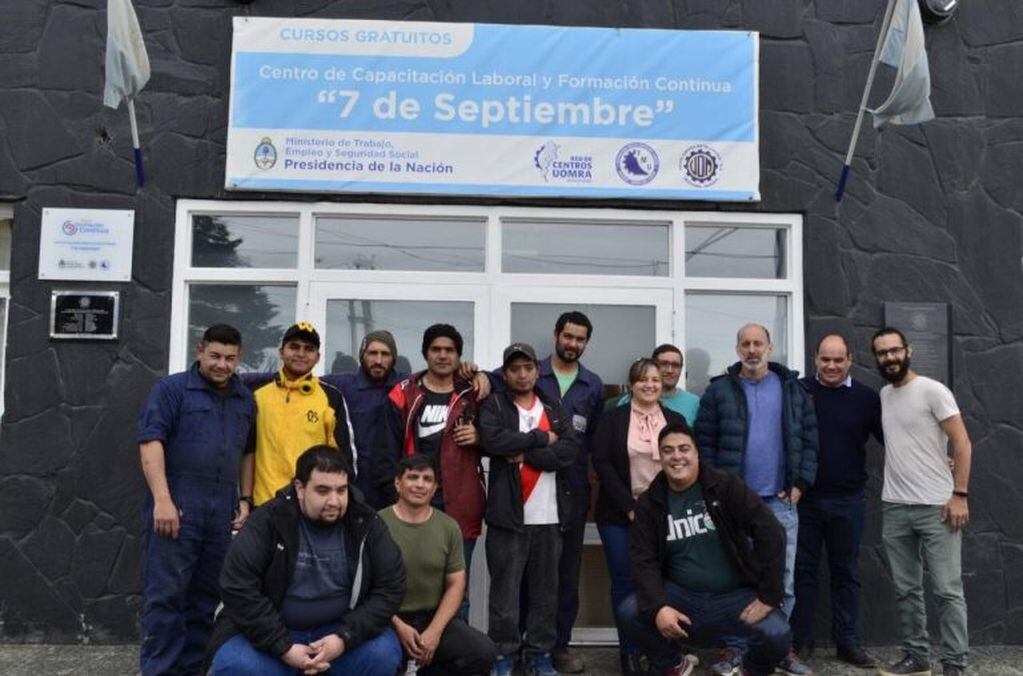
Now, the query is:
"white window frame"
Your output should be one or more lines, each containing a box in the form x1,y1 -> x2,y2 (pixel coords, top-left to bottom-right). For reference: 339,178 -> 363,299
171,199 -> 803,379
0,204 -> 11,421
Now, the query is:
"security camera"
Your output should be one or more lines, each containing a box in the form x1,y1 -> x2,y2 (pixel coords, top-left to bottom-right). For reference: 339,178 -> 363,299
918,0 -> 959,25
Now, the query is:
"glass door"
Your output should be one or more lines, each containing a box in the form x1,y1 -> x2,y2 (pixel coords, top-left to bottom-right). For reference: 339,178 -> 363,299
492,286 -> 674,643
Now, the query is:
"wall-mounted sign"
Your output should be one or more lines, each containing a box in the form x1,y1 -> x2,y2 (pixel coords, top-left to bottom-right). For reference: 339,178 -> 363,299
38,208 -> 134,282
883,301 -> 952,387
50,291 -> 120,340
226,18 -> 759,201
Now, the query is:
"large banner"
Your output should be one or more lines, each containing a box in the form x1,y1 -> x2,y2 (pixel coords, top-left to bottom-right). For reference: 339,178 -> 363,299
226,18 -> 759,201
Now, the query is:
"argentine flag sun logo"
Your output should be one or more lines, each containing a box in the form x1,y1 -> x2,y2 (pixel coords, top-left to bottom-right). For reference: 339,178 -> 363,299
254,138 -> 277,170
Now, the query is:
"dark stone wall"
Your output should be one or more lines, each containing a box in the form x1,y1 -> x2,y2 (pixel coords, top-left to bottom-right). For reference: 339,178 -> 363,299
1,0 -> 1021,645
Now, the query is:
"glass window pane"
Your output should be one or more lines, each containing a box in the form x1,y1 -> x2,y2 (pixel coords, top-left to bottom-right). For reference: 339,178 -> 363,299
509,302 -> 655,387
684,293 -> 789,395
191,214 -> 298,268
574,545 -> 615,629
503,220 -> 669,276
324,300 -> 474,375
685,224 -> 787,278
315,216 -> 485,272
188,284 -> 296,372
0,219 -> 11,270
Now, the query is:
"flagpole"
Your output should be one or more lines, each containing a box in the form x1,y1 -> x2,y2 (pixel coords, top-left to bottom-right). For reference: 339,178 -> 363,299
127,99 -> 145,188
836,0 -> 898,202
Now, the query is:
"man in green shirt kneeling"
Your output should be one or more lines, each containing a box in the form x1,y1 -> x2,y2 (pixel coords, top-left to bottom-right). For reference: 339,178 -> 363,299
380,454 -> 497,675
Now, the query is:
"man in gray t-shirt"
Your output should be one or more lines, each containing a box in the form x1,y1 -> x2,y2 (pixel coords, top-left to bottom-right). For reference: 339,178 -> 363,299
872,327 -> 973,676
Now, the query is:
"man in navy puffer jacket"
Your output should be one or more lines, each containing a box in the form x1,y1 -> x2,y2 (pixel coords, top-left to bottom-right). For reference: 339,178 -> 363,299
694,323 -> 818,676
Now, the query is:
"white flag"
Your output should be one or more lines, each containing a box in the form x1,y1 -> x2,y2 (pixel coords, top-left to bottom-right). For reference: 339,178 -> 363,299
104,0 -> 150,109
869,0 -> 934,127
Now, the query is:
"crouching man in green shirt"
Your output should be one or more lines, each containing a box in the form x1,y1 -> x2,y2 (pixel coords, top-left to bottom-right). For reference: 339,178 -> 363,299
380,454 -> 497,674
618,423 -> 792,676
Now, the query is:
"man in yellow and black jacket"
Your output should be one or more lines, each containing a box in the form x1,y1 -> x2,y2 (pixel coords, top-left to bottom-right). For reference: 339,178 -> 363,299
249,322 -> 358,506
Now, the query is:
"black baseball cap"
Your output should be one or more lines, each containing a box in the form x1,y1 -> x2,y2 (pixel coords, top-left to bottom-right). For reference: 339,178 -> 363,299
282,322 -> 320,348
502,342 -> 538,367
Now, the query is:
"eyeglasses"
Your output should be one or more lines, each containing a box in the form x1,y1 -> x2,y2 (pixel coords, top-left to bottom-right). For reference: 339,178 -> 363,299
873,346 -> 906,359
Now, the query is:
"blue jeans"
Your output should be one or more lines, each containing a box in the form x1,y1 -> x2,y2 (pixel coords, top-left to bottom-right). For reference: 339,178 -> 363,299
210,626 -> 402,675
597,522 -> 638,654
722,496 -> 796,651
791,493 -> 865,650
140,482 -> 235,676
618,584 -> 791,676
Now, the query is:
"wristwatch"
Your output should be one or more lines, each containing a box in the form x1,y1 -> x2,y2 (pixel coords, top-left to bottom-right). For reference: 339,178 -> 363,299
953,490 -> 968,498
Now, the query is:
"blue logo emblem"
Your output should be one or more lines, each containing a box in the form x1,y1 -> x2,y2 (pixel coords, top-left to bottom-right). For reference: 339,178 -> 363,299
680,145 -> 722,187
254,138 -> 277,170
615,143 -> 658,185
534,142 -> 560,182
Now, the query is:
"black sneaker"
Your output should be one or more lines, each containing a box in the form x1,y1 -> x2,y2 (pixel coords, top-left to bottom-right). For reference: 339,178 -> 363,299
878,654 -> 931,676
835,645 -> 877,668
942,666 -> 965,676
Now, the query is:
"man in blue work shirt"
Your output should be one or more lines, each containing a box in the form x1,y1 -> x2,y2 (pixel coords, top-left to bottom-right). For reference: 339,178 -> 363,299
137,324 -> 256,675
536,311 -> 604,673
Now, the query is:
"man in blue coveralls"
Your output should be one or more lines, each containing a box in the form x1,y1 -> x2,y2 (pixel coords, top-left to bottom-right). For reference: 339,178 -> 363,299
137,324 -> 256,675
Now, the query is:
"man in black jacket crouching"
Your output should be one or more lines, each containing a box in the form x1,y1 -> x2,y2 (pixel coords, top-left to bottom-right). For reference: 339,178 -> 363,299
618,423 -> 791,676
207,444 -> 405,675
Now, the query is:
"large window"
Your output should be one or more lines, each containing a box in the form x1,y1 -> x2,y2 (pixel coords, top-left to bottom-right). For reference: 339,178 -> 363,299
170,202 -> 803,386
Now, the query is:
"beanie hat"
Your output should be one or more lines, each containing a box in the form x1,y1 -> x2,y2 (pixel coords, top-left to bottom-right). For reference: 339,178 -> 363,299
359,330 -> 397,361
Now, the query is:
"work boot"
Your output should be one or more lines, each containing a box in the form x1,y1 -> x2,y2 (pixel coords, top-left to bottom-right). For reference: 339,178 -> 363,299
620,652 -> 645,676
552,649 -> 585,673
835,645 -> 877,669
877,653 -> 932,676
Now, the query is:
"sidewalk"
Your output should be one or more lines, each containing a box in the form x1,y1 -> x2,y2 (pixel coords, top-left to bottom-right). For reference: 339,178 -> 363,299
1,644 -> 1020,675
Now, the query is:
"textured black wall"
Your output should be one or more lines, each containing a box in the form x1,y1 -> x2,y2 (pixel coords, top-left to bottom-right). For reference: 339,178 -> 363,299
1,0 -> 1021,645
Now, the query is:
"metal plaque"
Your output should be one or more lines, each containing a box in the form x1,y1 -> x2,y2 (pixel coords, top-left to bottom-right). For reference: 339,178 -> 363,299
883,301 -> 952,386
50,291 -> 120,340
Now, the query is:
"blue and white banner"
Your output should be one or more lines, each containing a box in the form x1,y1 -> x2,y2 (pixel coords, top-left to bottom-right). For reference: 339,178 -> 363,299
226,18 -> 759,201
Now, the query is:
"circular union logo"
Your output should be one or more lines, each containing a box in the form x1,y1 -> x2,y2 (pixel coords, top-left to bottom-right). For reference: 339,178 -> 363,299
615,143 -> 659,186
680,145 -> 722,187
254,137 -> 277,170
62,220 -> 78,236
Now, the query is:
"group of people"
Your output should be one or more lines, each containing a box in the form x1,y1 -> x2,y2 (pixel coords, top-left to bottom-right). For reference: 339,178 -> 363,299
137,312 -> 973,676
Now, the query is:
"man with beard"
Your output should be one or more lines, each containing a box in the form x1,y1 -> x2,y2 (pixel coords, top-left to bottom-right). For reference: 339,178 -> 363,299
208,445 -> 405,675
534,311 -> 604,673
871,327 -> 972,676
791,334 -> 883,668
694,323 -> 818,676
332,331 -> 404,508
